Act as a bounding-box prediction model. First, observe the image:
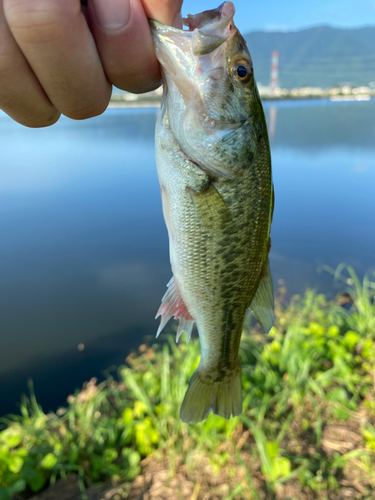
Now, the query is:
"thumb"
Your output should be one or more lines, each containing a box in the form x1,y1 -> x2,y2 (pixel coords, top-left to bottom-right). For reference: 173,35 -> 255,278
140,0 -> 183,28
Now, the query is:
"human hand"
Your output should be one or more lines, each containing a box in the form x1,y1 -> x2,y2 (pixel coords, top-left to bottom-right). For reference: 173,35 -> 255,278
0,0 -> 182,127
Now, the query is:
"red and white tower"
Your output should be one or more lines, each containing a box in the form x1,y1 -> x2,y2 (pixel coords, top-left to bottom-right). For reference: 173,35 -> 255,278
270,50 -> 279,91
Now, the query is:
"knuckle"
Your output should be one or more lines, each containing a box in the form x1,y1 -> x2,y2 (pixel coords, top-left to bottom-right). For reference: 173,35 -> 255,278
22,112 -> 61,128
0,104 -> 60,128
107,65 -> 161,94
114,74 -> 161,94
64,100 -> 109,121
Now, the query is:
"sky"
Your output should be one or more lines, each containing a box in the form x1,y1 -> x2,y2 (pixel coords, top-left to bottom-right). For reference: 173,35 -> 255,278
182,0 -> 375,33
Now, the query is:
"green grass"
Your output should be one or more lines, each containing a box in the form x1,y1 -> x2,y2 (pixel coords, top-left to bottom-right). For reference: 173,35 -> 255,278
1,265 -> 375,499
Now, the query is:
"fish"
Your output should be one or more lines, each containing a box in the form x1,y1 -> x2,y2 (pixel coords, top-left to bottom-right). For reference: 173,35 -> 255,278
150,1 -> 274,424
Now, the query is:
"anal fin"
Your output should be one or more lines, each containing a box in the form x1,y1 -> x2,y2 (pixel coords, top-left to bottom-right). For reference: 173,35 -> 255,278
156,277 -> 195,344
249,258 -> 274,333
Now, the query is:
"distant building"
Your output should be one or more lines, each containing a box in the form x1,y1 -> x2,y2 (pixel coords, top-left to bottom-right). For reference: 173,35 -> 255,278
269,51 -> 279,91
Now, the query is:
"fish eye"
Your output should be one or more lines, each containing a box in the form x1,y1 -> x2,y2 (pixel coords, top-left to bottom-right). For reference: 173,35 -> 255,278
237,65 -> 248,78
231,59 -> 253,84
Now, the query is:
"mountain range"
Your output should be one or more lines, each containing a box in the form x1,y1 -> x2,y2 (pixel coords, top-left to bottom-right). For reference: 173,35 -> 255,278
244,25 -> 375,89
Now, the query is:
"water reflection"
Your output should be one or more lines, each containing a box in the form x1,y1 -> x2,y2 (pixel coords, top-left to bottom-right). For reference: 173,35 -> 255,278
268,106 -> 277,140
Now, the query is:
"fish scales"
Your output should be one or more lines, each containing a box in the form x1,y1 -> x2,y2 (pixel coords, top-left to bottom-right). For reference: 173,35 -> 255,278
151,1 -> 274,423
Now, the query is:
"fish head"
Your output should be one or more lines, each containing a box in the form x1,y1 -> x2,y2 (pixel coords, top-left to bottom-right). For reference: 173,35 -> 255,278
150,2 -> 267,178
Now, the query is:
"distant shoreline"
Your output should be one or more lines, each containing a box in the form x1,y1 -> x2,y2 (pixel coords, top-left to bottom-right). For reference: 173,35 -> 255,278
108,100 -> 161,108
108,93 -> 374,109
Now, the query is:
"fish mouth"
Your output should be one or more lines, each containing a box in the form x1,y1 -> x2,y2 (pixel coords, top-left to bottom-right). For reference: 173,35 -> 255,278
150,2 -> 245,145
149,2 -> 239,125
149,2 -> 235,57
182,2 -> 235,33
149,2 -> 234,32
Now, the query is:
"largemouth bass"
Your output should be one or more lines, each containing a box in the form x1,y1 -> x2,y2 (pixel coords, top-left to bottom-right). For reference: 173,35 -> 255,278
150,2 -> 274,424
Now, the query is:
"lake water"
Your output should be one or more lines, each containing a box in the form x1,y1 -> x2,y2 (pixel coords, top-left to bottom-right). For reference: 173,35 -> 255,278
1,98 -> 374,416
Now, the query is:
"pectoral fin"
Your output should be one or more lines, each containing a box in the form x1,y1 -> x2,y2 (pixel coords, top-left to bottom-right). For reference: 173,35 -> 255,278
189,182 -> 231,232
249,258 -> 274,332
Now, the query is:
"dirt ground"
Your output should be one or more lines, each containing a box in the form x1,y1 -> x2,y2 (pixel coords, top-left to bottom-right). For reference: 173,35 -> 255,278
26,415 -> 374,500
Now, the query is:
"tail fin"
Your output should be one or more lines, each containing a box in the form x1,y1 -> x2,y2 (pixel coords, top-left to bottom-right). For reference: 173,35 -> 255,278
180,365 -> 242,424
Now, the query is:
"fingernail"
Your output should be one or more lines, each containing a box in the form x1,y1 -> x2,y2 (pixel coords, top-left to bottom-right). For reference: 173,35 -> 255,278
92,0 -> 131,31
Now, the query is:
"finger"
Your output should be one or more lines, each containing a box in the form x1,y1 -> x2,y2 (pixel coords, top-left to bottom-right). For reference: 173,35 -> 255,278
4,0 -> 112,120
0,2 -> 60,127
140,0 -> 183,28
87,0 -> 161,93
